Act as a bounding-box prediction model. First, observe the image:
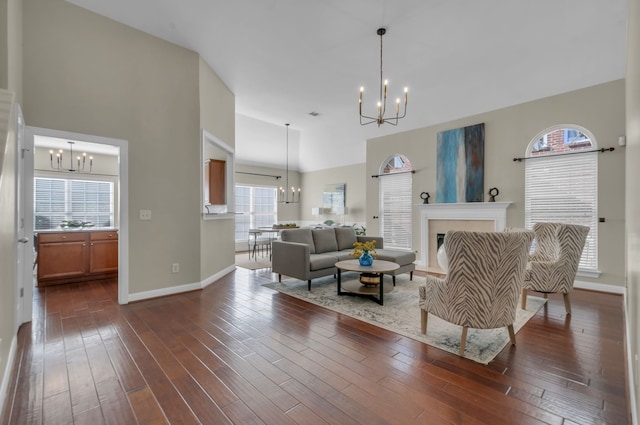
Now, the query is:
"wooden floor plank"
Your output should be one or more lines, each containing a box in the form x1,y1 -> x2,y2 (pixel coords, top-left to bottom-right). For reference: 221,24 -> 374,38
1,269 -> 631,425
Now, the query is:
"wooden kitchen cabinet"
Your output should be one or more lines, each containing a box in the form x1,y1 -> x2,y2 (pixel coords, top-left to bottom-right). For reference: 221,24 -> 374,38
37,230 -> 118,286
208,159 -> 226,205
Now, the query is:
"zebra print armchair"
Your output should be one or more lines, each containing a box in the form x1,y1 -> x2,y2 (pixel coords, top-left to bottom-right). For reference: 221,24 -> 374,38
419,230 -> 534,356
521,222 -> 589,314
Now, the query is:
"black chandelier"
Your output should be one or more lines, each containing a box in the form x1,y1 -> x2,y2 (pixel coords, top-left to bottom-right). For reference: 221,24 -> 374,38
50,141 -> 93,173
279,123 -> 300,203
359,28 -> 408,127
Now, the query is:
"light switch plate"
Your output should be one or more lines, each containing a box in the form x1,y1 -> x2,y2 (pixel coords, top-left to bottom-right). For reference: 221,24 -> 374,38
139,210 -> 152,220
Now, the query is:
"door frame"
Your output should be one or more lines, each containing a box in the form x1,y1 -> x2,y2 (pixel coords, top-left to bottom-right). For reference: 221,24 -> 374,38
24,127 -> 129,306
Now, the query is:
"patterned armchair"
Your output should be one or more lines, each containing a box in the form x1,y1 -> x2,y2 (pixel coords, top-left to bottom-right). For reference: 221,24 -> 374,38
419,230 -> 534,356
521,222 -> 589,314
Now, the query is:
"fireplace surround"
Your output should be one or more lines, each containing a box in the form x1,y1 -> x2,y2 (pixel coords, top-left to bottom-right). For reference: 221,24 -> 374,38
417,201 -> 512,271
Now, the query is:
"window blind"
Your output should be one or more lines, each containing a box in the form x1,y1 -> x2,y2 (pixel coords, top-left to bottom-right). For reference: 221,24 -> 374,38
379,172 -> 412,250
234,185 -> 277,242
34,177 -> 114,230
525,152 -> 598,271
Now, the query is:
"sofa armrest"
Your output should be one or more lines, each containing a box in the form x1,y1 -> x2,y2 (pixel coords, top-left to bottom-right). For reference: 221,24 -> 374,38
272,240 -> 311,280
357,235 -> 384,249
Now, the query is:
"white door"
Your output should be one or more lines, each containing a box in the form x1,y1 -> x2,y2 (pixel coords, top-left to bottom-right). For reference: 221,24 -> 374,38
15,105 -> 33,328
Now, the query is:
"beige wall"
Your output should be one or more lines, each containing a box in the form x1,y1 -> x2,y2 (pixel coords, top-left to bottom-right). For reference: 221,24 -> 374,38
367,80 -> 626,288
626,0 -> 640,419
301,163 -> 366,226
0,0 -> 23,102
198,57 -> 236,280
23,0 -> 212,294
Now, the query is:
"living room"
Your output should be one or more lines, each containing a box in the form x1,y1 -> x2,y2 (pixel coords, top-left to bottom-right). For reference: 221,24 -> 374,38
1,0 -> 639,423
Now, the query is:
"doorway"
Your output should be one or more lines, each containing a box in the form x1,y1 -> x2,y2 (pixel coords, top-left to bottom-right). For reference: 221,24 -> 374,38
21,127 -> 129,319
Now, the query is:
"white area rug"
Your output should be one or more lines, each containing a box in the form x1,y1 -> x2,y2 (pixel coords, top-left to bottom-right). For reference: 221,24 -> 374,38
263,273 -> 546,364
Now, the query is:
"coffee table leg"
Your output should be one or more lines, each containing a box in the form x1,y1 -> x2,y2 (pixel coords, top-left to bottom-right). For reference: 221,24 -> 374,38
378,273 -> 384,305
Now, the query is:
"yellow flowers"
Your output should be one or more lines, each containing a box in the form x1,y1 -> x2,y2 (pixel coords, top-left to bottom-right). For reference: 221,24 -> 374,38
351,240 -> 377,258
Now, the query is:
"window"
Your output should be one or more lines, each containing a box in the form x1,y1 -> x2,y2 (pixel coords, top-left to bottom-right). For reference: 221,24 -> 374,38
379,154 -> 413,250
34,177 -> 114,230
234,185 -> 278,241
525,125 -> 598,272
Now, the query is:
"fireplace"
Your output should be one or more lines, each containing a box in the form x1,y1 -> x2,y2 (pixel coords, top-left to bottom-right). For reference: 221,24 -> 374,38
417,202 -> 512,271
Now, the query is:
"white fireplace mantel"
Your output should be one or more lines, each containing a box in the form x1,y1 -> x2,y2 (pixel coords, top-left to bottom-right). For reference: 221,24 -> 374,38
416,201 -> 513,269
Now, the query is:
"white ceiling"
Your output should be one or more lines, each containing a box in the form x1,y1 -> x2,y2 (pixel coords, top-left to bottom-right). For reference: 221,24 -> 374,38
66,0 -> 628,172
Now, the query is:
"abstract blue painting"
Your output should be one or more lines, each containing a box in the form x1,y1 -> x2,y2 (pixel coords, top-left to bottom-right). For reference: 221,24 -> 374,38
436,123 -> 485,203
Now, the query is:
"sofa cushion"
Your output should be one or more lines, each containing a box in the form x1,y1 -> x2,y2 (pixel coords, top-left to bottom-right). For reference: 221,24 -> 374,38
281,229 -> 315,254
309,253 -> 339,271
334,227 -> 358,251
376,249 -> 416,266
312,228 -> 338,253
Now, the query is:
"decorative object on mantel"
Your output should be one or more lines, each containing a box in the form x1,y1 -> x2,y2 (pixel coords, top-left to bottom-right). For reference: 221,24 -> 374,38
278,123 -> 300,204
352,240 -> 377,266
420,191 -> 430,204
488,187 -> 499,202
359,27 -> 408,127
50,141 -> 93,173
437,244 -> 448,273
436,123 -> 484,203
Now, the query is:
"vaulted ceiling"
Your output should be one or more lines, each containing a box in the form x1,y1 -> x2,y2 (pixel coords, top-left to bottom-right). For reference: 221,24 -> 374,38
66,0 -> 628,171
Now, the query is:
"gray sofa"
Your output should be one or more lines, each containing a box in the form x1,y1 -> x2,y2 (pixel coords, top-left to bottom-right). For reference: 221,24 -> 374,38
272,227 -> 416,290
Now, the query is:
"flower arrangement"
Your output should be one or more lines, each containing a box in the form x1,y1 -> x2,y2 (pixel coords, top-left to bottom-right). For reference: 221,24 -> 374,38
351,240 -> 377,258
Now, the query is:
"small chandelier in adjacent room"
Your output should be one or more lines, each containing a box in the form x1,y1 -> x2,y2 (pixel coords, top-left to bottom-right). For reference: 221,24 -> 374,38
50,141 -> 93,173
359,27 -> 408,127
279,123 -> 300,204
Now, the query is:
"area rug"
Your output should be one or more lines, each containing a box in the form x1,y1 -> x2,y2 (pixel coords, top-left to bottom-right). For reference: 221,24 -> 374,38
236,259 -> 271,270
263,273 -> 546,364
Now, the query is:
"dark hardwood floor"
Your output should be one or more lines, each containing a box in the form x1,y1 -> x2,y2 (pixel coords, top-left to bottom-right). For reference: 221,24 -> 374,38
1,267 -> 630,424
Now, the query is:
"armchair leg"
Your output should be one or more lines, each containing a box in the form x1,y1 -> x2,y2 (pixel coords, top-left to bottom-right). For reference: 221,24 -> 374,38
521,288 -> 528,309
563,293 -> 572,315
420,310 -> 427,334
507,324 -> 516,346
459,326 -> 468,356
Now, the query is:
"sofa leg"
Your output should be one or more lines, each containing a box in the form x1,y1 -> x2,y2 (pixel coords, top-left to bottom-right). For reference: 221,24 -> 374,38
278,274 -> 282,282
307,280 -> 311,291
410,271 -> 413,281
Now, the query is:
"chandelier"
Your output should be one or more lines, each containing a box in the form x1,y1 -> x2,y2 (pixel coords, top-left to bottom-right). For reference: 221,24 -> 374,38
279,123 -> 300,203
50,141 -> 93,173
359,28 -> 408,127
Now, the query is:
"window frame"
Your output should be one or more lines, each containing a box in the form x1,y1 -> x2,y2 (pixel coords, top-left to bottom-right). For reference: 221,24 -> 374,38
378,154 -> 413,251
524,124 -> 599,276
34,173 -> 116,230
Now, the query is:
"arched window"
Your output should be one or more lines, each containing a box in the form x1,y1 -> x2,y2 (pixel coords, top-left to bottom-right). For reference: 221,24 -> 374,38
379,154 -> 413,250
525,125 -> 598,272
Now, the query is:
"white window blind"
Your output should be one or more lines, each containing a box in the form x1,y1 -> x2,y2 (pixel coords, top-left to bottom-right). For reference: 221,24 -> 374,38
524,152 -> 598,271
234,185 -> 277,242
379,172 -> 412,250
34,177 -> 114,230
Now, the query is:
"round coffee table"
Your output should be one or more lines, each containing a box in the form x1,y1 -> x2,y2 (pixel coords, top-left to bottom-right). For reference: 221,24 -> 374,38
335,259 -> 399,305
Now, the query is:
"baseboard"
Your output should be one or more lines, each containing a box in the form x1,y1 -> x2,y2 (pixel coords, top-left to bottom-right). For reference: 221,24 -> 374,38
574,279 -> 626,295
201,265 -> 236,289
0,335 -> 18,420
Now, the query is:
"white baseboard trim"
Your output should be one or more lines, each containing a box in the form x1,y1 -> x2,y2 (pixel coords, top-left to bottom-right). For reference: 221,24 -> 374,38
574,279 -> 626,295
128,265 -> 237,302
0,335 -> 18,418
201,265 -> 236,289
